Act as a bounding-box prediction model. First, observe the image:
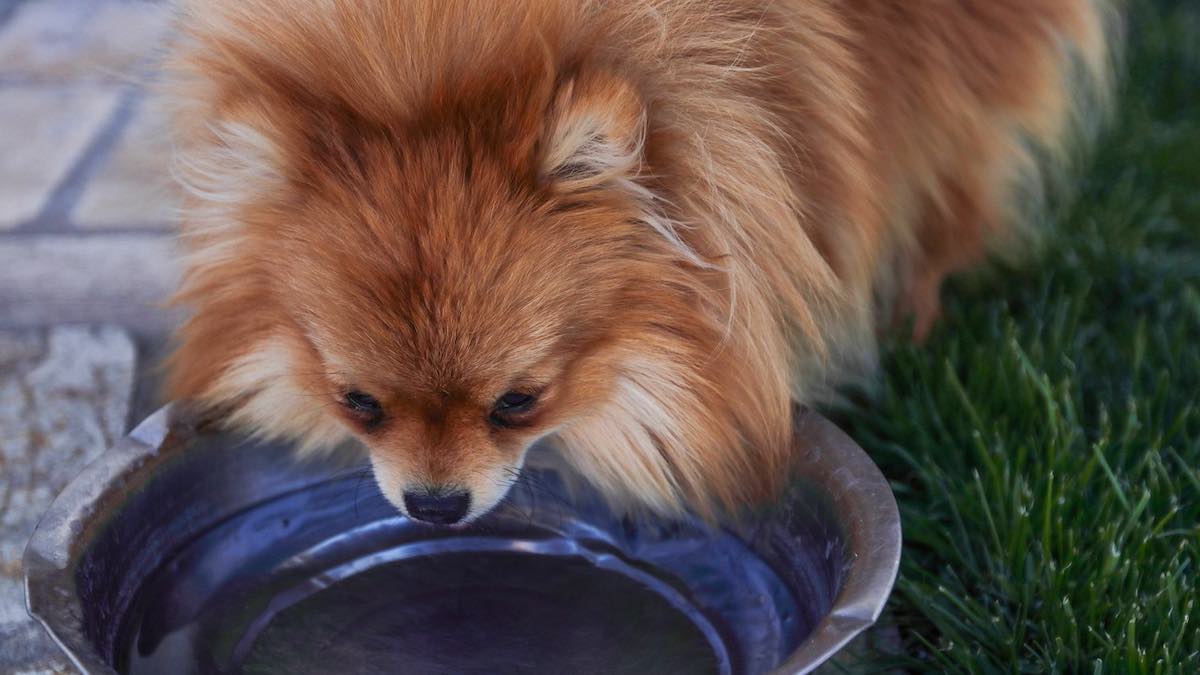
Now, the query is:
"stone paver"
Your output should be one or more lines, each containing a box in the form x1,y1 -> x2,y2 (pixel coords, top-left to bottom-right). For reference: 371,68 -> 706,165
0,325 -> 137,674
74,99 -> 179,229
0,1 -> 95,81
83,1 -> 176,79
0,86 -> 122,228
73,97 -> 177,228
0,235 -> 181,334
0,0 -> 174,82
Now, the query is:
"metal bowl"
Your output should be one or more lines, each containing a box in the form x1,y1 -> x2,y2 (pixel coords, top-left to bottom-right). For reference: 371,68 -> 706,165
24,405 -> 899,674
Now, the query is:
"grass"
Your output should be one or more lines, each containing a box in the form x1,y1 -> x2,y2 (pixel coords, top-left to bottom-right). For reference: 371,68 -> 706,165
837,1 -> 1200,671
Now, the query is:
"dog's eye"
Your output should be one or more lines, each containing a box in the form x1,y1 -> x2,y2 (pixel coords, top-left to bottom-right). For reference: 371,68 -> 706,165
343,390 -> 383,425
344,390 -> 381,412
495,391 -> 537,412
490,391 -> 537,427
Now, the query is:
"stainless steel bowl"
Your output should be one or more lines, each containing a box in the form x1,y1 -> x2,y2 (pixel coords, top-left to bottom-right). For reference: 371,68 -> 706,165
24,405 -> 899,674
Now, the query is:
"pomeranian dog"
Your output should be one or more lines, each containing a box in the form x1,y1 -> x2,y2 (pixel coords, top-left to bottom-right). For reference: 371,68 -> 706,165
165,0 -> 1111,524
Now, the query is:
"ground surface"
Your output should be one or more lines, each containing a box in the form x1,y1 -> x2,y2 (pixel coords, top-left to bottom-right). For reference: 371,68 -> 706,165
0,1 -> 175,672
0,0 -> 1196,673
840,1 -> 1200,671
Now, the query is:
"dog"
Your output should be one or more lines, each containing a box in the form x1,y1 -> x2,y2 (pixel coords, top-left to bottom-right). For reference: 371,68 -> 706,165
164,0 -> 1111,524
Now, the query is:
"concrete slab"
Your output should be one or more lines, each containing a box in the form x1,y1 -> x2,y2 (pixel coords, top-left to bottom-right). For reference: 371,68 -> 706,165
74,99 -> 179,230
0,234 -> 181,336
0,86 -> 122,228
0,0 -> 174,82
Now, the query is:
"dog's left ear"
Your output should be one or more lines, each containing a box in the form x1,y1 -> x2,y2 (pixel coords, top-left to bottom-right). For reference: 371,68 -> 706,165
541,72 -> 645,189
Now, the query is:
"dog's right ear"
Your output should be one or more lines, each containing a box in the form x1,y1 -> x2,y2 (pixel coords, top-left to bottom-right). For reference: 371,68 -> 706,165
540,72 -> 645,190
172,109 -> 287,221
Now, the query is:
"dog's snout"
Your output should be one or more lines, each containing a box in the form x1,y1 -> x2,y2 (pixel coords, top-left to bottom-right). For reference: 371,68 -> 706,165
403,489 -> 471,525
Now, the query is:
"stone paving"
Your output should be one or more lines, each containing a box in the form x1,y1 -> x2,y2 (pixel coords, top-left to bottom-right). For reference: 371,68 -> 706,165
0,0 -> 180,331
0,1 -> 178,671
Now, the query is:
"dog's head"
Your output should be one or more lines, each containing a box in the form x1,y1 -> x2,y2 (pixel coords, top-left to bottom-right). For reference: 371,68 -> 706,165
166,1 -> 794,524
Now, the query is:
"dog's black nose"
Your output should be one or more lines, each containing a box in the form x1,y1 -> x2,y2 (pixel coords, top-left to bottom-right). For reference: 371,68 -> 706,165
403,490 -> 471,525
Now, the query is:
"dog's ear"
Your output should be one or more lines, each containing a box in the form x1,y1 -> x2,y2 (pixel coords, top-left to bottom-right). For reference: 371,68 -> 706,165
173,108 -> 287,220
541,72 -> 645,189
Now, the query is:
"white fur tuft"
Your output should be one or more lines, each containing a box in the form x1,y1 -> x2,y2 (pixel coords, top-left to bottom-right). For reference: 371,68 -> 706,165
209,336 -> 349,454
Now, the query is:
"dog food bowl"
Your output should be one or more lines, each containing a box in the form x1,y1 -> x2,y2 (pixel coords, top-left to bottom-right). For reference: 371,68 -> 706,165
24,405 -> 899,674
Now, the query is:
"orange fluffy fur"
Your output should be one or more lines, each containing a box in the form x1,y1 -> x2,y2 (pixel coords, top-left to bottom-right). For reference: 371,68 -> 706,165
165,0 -> 1112,521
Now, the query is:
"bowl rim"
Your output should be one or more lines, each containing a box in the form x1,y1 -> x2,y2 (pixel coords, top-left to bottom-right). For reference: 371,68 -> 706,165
23,404 -> 900,675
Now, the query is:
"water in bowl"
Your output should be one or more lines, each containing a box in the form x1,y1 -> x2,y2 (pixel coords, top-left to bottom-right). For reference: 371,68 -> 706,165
123,550 -> 722,675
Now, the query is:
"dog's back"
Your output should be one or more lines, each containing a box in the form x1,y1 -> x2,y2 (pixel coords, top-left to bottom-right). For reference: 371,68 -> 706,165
845,0 -> 1112,338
